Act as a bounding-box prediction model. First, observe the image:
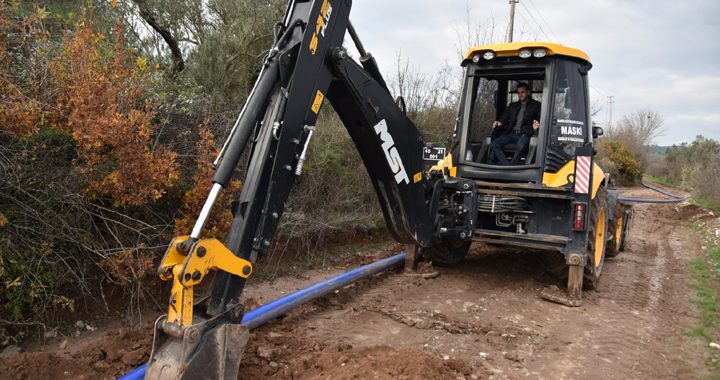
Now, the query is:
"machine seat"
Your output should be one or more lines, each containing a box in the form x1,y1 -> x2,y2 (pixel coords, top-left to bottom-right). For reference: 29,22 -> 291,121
476,135 -> 537,165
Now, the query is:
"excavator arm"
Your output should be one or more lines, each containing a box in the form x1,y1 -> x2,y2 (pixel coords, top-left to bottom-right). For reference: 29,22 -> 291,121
146,1 -> 477,378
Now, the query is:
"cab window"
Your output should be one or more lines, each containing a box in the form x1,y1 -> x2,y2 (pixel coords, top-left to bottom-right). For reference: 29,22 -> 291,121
549,60 -> 588,156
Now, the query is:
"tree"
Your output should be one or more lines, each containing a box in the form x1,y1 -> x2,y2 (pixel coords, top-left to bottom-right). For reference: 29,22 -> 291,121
604,108 -> 666,158
665,135 -> 720,184
387,52 -> 457,142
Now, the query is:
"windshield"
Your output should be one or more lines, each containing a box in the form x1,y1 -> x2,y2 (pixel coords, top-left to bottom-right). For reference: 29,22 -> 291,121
464,68 -> 546,166
549,60 -> 588,157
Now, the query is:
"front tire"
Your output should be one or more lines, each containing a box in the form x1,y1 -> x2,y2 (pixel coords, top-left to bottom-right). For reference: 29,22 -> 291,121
423,238 -> 471,267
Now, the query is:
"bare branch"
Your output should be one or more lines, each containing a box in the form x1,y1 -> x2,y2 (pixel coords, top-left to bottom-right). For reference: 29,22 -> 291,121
132,0 -> 185,73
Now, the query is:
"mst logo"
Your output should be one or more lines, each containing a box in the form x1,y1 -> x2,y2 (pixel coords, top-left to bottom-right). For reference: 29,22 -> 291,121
374,120 -> 409,185
309,0 -> 333,55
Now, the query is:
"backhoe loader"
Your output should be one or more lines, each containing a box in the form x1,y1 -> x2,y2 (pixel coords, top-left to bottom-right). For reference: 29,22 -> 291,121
144,0 -> 631,378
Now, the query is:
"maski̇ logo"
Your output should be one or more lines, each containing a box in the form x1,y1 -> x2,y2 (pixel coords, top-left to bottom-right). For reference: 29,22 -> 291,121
374,120 -> 409,185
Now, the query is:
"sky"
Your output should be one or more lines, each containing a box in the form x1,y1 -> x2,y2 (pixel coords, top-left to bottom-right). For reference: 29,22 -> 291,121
346,0 -> 720,146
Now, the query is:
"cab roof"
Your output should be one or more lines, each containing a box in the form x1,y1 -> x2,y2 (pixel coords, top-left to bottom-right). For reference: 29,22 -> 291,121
463,42 -> 592,69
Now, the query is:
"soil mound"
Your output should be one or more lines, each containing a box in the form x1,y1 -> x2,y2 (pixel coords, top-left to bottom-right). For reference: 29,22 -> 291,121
0,328 -> 151,380
676,203 -> 717,222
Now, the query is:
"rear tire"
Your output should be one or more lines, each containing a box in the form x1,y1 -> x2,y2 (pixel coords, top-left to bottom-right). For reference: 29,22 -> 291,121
423,238 -> 471,267
606,199 -> 626,258
619,207 -> 632,251
584,185 -> 608,290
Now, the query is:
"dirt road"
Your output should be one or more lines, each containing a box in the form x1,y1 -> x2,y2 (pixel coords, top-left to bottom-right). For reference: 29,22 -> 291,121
1,182 -> 712,379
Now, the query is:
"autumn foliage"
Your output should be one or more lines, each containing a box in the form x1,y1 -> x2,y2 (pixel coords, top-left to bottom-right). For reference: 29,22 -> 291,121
0,3 -> 44,136
174,125 -> 242,240
46,15 -> 179,206
0,6 -> 186,336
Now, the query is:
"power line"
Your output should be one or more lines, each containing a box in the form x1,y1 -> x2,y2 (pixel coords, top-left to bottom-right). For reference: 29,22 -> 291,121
526,0 -> 561,44
589,86 -> 607,97
521,1 -> 612,99
509,1 -> 613,103
515,6 -> 551,42
518,1 -> 553,42
515,4 -> 608,99
589,88 -> 612,108
514,7 -> 546,41
589,78 -> 612,97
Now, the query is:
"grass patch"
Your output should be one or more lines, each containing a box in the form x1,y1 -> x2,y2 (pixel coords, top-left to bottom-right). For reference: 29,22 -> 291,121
692,197 -> 720,215
685,237 -> 720,375
687,326 -> 714,341
644,174 -> 720,213
684,221 -> 706,232
646,174 -> 682,187
326,239 -> 396,258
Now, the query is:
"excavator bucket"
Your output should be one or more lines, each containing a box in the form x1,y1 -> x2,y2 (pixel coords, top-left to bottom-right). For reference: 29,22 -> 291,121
145,235 -> 254,380
145,304 -> 249,380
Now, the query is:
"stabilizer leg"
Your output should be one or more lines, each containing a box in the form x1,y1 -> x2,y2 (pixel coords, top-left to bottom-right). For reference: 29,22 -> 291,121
541,264 -> 584,307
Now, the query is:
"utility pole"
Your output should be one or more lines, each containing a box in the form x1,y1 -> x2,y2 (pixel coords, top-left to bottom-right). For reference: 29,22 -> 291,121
607,95 -> 614,134
508,0 -> 518,43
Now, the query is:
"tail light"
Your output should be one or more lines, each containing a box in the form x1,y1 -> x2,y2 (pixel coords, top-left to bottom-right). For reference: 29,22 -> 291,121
573,202 -> 587,231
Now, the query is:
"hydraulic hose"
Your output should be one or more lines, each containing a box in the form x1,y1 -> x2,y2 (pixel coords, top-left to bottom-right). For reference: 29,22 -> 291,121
618,180 -> 688,203
117,252 -> 409,380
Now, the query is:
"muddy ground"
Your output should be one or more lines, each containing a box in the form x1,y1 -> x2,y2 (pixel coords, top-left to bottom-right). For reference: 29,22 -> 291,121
1,181 -> 716,379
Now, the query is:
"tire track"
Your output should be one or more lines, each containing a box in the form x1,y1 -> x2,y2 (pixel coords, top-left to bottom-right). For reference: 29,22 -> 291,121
530,200 -> 681,379
244,184 -> 701,380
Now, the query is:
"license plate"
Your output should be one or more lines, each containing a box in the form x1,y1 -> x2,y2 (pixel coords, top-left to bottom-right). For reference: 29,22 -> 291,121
422,147 -> 446,161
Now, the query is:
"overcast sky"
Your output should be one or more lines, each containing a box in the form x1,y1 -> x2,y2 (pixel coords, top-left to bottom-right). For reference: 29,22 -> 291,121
347,0 -> 720,146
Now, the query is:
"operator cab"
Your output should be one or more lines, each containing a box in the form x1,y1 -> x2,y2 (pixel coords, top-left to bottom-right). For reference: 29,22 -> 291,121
453,43 -> 593,184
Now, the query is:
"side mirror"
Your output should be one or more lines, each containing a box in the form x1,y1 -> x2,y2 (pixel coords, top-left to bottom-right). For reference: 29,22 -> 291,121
592,126 -> 604,138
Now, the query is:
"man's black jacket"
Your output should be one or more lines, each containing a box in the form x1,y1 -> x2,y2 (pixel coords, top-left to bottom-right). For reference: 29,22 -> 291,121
495,98 -> 541,137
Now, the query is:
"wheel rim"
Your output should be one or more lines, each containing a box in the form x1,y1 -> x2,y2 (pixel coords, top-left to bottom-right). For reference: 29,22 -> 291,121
615,216 -> 623,246
595,209 -> 605,268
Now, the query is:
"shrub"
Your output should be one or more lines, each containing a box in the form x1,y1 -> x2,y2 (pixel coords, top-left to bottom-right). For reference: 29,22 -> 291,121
45,14 -> 178,206
0,7 -> 181,341
665,136 -> 720,206
173,126 -> 242,240
597,139 -> 643,185
278,106 -> 384,258
644,153 -> 668,178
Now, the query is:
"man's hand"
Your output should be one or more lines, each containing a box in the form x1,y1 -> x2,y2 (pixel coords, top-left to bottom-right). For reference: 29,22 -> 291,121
533,120 -> 539,130
493,121 -> 502,129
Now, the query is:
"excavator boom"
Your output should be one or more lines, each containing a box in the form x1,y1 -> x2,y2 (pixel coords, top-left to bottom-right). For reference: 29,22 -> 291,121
146,1 -> 477,378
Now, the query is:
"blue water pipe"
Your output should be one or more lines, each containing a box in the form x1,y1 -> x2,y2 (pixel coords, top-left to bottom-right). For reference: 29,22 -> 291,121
618,180 -> 687,203
118,252 -> 408,380
240,252 -> 406,329
118,365 -> 147,380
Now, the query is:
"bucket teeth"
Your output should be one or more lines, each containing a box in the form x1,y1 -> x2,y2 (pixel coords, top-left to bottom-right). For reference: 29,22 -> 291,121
146,306 -> 249,380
